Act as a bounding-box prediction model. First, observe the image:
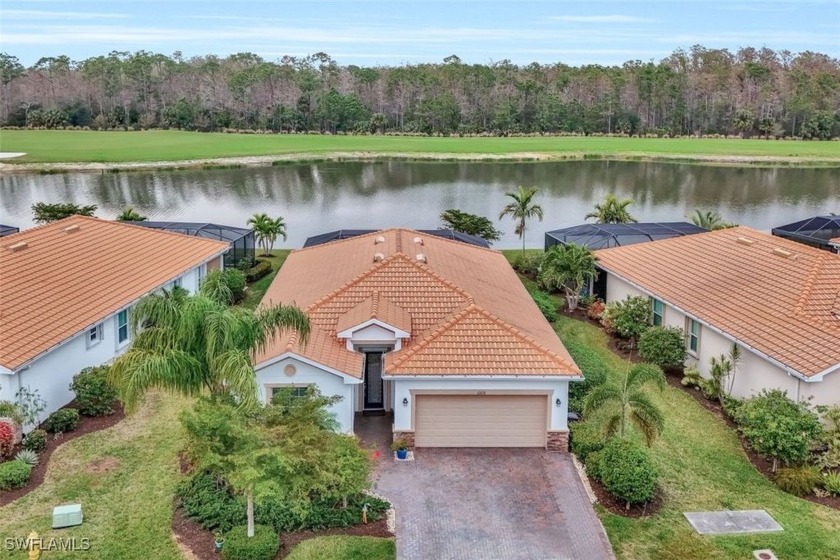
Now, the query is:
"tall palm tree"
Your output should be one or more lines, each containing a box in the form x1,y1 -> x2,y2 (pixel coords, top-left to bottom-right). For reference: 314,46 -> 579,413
539,243 -> 598,311
248,213 -> 287,256
689,209 -> 736,231
499,186 -> 544,254
583,363 -> 665,446
586,194 -> 637,224
109,287 -> 309,413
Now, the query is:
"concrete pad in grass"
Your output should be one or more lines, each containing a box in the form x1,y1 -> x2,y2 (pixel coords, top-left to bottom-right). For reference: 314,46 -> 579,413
684,510 -> 783,535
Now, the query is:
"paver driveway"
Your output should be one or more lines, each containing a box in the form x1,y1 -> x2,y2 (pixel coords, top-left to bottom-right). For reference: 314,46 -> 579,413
374,448 -> 615,560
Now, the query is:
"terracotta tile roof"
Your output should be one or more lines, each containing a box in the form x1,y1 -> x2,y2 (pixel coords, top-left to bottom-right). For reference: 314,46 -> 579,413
256,229 -> 580,378
831,237 -> 840,246
0,216 -> 229,371
335,291 -> 412,334
595,226 -> 840,378
386,304 -> 579,375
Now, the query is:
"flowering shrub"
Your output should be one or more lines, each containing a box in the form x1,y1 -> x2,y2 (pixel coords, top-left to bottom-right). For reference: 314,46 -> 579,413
0,422 -> 14,460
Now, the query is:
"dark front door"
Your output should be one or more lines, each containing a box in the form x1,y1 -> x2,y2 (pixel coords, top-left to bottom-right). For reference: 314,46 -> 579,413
364,352 -> 384,409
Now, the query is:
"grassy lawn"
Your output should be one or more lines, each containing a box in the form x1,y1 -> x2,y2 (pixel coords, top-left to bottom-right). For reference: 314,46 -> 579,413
284,536 -> 395,560
241,249 -> 291,309
1,130 -> 839,164
0,392 -> 189,560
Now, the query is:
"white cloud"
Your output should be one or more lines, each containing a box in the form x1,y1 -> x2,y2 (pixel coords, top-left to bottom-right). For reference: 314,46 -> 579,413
549,15 -> 656,24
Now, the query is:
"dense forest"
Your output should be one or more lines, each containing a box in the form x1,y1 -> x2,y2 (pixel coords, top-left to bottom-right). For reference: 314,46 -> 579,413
1,46 -> 839,138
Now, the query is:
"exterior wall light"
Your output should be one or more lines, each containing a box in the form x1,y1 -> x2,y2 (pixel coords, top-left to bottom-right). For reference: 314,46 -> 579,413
402,397 -> 409,407
555,398 -> 562,407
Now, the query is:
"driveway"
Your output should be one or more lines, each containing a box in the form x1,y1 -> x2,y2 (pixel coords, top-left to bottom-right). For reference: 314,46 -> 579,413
374,448 -> 615,560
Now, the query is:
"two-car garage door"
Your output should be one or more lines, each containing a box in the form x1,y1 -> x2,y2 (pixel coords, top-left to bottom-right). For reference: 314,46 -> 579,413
414,394 -> 548,447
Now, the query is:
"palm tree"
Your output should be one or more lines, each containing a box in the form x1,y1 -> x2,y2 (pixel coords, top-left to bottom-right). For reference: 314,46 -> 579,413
689,209 -> 736,231
583,363 -> 666,446
116,207 -> 147,221
248,213 -> 287,256
585,194 -> 637,224
499,186 -> 544,254
539,243 -> 598,311
109,287 -> 309,413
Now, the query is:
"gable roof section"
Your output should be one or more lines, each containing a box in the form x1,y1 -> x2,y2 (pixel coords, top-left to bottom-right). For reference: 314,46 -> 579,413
595,226 -> 840,379
0,216 -> 229,371
386,304 -> 578,375
335,290 -> 412,335
256,229 -> 580,378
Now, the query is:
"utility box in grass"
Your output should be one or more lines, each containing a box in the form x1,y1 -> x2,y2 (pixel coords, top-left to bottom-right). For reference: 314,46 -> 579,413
52,504 -> 83,528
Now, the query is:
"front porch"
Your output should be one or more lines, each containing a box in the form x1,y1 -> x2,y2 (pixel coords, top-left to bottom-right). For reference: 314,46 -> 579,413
355,411 -> 394,458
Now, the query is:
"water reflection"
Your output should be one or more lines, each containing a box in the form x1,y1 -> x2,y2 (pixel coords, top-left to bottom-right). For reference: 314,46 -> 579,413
1,161 -> 838,249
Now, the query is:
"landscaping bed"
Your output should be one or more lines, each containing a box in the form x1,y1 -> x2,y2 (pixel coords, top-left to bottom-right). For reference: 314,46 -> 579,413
0,400 -> 124,506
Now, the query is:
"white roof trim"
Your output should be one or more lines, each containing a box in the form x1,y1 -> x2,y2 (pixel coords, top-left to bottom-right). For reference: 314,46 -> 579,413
598,265 -> 825,383
255,352 -> 363,384
337,318 -> 410,339
382,374 -> 582,381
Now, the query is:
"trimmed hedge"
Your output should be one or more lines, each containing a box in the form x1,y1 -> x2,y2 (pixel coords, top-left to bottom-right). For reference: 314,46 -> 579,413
638,326 -> 687,369
564,339 -> 608,412
245,259 -> 272,283
0,460 -> 32,490
221,525 -> 279,560
70,365 -> 118,416
22,429 -> 48,453
44,408 -> 80,434
570,421 -> 606,463
587,438 -> 658,507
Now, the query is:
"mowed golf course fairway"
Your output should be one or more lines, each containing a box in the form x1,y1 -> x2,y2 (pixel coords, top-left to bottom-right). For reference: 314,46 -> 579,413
1,130 -> 839,165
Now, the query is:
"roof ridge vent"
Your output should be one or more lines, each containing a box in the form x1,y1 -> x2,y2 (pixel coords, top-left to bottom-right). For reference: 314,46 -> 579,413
413,236 -> 424,245
63,224 -> 80,233
7,241 -> 28,252
374,235 -> 385,245
373,252 -> 385,262
736,236 -> 755,246
772,247 -> 796,259
416,253 -> 426,263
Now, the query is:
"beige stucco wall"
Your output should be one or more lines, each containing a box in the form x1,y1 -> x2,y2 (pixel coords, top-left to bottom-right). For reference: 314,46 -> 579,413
802,370 -> 840,408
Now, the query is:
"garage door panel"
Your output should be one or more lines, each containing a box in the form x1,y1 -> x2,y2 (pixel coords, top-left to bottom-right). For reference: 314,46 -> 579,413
415,394 -> 547,447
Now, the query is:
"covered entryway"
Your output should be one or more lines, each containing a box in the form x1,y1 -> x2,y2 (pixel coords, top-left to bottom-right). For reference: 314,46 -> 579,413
414,394 -> 548,447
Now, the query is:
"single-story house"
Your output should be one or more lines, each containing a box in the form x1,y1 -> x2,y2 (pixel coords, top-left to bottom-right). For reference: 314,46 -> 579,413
0,216 -> 229,423
772,215 -> 840,254
255,228 -> 581,450
0,224 -> 20,237
595,226 -> 840,407
303,228 -> 491,248
132,221 -> 255,267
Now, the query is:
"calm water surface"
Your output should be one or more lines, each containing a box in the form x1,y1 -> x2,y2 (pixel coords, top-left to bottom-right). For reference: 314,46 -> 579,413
1,161 -> 838,249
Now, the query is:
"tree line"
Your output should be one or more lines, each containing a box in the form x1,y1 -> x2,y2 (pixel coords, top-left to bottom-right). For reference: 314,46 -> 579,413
1,45 -> 839,138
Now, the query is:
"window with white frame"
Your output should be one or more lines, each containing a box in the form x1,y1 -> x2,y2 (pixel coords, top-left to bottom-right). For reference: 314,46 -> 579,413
269,385 -> 310,402
651,298 -> 664,326
686,318 -> 701,354
87,323 -> 103,348
197,264 -> 205,291
117,309 -> 130,345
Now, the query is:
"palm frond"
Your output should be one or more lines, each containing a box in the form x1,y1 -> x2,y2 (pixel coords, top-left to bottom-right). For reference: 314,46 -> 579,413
583,384 -> 623,417
627,392 -> 665,446
627,363 -> 666,391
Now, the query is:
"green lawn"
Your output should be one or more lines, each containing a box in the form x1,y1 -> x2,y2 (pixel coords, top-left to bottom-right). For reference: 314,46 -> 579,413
284,536 -> 395,560
241,250 -> 291,309
1,130 -> 838,164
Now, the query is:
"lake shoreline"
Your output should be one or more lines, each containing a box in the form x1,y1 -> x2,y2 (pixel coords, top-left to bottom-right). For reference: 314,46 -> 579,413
2,150 -> 840,175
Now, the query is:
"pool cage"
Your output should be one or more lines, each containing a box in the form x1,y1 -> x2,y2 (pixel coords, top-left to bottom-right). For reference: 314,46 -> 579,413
771,215 -> 840,253
545,222 -> 708,251
303,228 -> 491,248
0,224 -> 20,238
132,221 -> 256,267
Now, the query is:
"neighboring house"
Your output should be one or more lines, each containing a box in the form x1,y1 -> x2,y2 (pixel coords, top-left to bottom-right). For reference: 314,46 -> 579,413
304,228 -> 491,248
132,221 -> 255,267
772,215 -> 840,254
0,216 -> 229,423
0,224 -> 20,237
595,226 -> 840,407
255,229 -> 581,450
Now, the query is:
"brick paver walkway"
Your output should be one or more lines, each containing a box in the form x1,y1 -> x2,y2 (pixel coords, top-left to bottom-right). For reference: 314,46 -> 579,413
374,448 -> 614,560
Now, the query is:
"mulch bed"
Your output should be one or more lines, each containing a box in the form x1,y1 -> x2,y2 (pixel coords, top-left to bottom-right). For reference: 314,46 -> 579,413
171,505 -> 391,560
0,401 -> 125,507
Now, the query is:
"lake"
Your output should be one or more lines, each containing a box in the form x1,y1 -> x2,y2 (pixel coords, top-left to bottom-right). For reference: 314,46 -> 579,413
1,161 -> 839,249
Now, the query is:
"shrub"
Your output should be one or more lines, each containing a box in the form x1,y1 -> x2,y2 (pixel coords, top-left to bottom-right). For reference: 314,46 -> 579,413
14,449 -> 39,467
44,408 -> 80,434
734,389 -> 823,471
589,438 -> 658,508
221,525 -> 279,560
570,421 -> 606,463
565,339 -> 608,412
0,401 -> 23,425
638,326 -> 687,368
23,429 -> 48,453
512,252 -> 544,277
601,296 -> 651,344
0,460 -> 32,490
201,269 -> 247,305
815,406 -> 840,470
70,365 -> 118,416
0,421 -> 14,460
681,367 -> 703,389
822,471 -> 840,496
245,260 -> 272,283
586,300 -> 605,320
774,466 -> 822,497
528,288 -> 557,322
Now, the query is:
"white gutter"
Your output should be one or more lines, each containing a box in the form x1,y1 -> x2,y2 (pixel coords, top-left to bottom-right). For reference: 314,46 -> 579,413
382,374 -> 583,381
598,264 -> 825,383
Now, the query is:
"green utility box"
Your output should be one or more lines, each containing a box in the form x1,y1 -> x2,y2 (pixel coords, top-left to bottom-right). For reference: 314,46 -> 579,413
52,504 -> 83,528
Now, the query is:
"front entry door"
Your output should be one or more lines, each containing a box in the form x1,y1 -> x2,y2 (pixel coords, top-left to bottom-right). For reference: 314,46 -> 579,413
364,352 -> 384,409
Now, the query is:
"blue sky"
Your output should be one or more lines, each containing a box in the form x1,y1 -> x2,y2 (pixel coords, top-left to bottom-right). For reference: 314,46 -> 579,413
1,0 -> 838,66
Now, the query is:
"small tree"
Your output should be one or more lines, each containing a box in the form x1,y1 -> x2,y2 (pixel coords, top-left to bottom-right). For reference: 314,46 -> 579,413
32,202 -> 97,223
638,326 -> 686,369
14,386 -> 47,431
538,243 -> 598,311
248,213 -> 287,256
734,389 -> 823,472
440,209 -> 502,243
601,296 -> 651,351
499,186 -> 543,254
689,209 -> 736,231
725,343 -> 742,396
585,194 -> 637,224
116,207 -> 147,221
